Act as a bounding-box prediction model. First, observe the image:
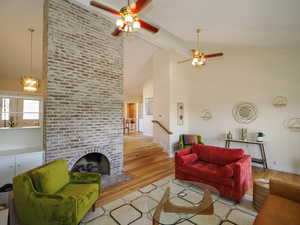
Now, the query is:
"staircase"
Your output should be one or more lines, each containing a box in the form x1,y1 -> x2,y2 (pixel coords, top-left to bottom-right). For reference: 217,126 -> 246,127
96,138 -> 174,206
124,143 -> 172,174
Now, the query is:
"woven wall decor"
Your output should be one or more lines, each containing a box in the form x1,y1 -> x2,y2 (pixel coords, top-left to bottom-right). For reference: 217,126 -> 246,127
272,96 -> 288,107
232,102 -> 258,124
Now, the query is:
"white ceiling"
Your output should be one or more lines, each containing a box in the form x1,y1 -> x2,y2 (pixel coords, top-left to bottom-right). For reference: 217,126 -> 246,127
123,36 -> 159,98
82,0 -> 300,47
1,0 -> 300,96
0,0 -> 44,79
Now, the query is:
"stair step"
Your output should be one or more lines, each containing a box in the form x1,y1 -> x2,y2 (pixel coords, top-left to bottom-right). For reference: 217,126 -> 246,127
95,137 -> 173,206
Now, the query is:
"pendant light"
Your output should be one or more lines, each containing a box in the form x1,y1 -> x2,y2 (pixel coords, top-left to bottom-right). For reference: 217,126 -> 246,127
21,28 -> 39,92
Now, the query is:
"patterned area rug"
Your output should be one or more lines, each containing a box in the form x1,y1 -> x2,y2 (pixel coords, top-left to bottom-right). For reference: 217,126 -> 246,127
81,176 -> 257,225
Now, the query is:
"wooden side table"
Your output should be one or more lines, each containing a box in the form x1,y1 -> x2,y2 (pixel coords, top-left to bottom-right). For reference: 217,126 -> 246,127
253,179 -> 270,212
225,139 -> 268,169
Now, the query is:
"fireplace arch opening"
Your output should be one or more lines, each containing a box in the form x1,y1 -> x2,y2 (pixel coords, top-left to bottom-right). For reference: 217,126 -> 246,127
71,153 -> 110,175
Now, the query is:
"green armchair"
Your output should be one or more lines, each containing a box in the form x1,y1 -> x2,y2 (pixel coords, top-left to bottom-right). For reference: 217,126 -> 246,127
13,160 -> 101,225
179,134 -> 203,149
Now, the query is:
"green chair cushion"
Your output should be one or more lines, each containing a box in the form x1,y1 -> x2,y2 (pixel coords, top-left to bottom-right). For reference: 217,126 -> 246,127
30,160 -> 70,194
57,183 -> 99,222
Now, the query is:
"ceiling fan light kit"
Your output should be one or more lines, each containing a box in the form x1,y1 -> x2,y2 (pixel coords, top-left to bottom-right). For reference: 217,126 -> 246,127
178,29 -> 224,67
191,51 -> 206,67
116,4 -> 141,33
90,0 -> 159,36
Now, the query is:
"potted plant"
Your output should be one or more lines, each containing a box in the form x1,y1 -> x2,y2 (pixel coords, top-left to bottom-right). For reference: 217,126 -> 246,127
257,132 -> 265,142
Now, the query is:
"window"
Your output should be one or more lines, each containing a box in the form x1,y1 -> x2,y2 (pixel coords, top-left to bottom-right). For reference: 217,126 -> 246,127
1,98 -> 10,120
23,100 -> 40,120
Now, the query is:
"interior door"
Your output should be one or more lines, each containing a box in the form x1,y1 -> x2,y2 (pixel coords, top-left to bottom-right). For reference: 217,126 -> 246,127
15,152 -> 44,175
128,103 -> 136,119
0,156 -> 15,186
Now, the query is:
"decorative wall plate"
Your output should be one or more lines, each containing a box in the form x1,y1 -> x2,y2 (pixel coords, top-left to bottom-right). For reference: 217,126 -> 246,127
286,117 -> 300,132
232,102 -> 258,124
177,103 -> 184,126
272,96 -> 288,107
200,109 -> 212,120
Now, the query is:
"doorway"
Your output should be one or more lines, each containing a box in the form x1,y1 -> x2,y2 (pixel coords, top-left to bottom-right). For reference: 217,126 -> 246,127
124,102 -> 141,134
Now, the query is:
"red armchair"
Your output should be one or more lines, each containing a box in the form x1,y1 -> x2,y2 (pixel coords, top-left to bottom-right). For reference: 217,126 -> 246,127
175,144 -> 252,201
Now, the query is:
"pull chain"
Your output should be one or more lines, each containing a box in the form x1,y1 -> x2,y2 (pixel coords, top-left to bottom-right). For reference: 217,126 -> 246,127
197,29 -> 201,51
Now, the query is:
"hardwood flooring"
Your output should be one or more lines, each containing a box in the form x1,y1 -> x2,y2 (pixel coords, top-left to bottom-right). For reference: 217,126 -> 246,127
96,134 -> 174,206
96,134 -> 300,206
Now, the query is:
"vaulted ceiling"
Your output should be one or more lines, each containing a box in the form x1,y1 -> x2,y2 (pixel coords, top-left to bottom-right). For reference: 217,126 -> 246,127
1,0 -> 300,96
81,0 -> 300,47
123,36 -> 159,100
0,0 -> 44,79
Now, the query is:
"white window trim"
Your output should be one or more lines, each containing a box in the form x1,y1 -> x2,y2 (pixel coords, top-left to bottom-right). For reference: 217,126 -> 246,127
1,98 -> 10,120
23,99 -> 40,120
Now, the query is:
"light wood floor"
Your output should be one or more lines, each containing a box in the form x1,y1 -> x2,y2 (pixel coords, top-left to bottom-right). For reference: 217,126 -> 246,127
96,134 -> 300,206
96,134 -> 174,206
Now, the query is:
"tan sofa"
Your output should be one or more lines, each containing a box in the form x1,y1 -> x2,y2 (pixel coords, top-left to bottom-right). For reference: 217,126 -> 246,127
254,179 -> 300,225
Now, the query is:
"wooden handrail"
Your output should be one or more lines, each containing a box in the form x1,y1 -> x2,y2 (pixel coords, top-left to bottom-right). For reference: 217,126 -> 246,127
152,120 -> 173,135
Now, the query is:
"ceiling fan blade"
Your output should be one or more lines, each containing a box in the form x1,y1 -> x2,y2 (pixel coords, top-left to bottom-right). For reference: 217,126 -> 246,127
204,53 -> 224,58
90,1 -> 120,16
131,0 -> 152,13
111,28 -> 122,36
140,20 -> 159,33
178,58 -> 193,64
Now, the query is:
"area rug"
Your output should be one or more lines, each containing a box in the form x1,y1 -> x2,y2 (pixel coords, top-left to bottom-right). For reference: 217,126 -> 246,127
81,175 -> 257,225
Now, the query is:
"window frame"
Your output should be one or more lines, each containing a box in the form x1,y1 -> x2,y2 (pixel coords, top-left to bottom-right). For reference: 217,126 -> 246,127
23,99 -> 40,120
1,97 -> 10,120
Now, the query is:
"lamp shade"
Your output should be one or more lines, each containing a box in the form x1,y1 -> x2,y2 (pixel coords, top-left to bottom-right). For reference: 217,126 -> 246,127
22,77 -> 39,92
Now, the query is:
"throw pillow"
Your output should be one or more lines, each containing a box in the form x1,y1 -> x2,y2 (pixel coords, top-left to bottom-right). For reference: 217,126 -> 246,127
192,144 -> 244,166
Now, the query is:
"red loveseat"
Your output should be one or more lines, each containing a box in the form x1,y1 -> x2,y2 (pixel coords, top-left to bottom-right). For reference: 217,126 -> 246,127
175,144 -> 252,201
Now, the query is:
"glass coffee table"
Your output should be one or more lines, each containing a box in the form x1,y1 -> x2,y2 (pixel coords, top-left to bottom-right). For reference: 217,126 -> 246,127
147,178 -> 220,225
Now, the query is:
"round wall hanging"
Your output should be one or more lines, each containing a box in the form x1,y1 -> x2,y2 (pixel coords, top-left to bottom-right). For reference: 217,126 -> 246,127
232,102 -> 258,124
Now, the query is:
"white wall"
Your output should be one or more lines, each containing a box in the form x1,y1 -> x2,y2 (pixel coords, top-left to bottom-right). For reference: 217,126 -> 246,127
186,45 -> 300,174
153,51 -> 171,151
150,45 -> 300,174
124,94 -> 142,103
169,54 -> 192,155
142,78 -> 154,136
0,127 -> 42,151
152,50 -> 190,156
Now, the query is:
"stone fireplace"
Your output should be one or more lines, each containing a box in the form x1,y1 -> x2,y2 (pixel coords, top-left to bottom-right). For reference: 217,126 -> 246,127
44,0 -> 124,175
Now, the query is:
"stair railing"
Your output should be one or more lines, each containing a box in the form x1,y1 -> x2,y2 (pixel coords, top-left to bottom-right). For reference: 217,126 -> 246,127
152,120 -> 173,135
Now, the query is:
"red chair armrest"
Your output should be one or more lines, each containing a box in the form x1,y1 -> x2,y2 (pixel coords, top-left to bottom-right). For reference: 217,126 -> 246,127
175,147 -> 192,157
177,153 -> 198,165
229,155 -> 252,193
175,147 -> 194,166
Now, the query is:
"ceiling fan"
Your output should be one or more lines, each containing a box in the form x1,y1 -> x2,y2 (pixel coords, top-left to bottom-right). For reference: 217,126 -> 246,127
178,29 -> 224,67
90,0 -> 159,36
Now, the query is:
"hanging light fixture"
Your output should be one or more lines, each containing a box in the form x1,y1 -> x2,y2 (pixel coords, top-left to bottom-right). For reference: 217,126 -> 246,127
116,0 -> 141,33
192,29 -> 206,67
21,28 -> 39,92
177,29 -> 224,66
